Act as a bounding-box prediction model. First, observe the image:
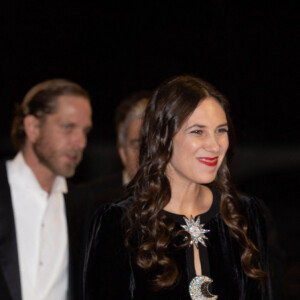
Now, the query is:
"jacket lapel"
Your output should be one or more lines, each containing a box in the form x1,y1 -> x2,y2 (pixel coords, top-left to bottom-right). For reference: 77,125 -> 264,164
64,189 -> 80,300
64,184 -> 97,300
0,161 -> 22,300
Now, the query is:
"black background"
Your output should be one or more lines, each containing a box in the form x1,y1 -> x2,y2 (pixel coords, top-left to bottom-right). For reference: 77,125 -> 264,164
1,2 -> 299,298
1,1 -> 298,145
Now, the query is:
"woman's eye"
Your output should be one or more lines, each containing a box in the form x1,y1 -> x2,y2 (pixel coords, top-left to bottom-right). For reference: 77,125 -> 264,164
217,128 -> 229,134
191,130 -> 203,135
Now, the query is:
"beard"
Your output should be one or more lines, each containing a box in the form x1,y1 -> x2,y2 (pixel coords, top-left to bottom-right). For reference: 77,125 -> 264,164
33,137 -> 82,178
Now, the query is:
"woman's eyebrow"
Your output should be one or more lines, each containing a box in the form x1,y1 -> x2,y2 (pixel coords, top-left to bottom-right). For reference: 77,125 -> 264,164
217,123 -> 229,128
185,124 -> 206,130
185,123 -> 228,131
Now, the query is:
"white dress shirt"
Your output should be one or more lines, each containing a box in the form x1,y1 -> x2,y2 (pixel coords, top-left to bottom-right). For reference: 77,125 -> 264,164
6,152 -> 69,300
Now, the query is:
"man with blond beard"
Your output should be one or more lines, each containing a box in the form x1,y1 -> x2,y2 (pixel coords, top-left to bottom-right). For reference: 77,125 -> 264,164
0,79 -> 94,300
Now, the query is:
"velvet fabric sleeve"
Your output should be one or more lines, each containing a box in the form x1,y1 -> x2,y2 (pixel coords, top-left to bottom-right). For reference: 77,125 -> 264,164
205,193 -> 279,300
83,201 -> 133,300
240,194 -> 284,300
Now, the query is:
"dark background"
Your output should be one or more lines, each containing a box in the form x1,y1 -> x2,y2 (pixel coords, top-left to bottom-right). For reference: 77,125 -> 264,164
1,1 -> 299,298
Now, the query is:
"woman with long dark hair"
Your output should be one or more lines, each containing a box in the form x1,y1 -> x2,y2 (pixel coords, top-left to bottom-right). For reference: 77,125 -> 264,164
84,75 -> 273,299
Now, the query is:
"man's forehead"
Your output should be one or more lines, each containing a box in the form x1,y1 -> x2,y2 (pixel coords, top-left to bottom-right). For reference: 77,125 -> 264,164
56,94 -> 90,105
43,95 -> 91,123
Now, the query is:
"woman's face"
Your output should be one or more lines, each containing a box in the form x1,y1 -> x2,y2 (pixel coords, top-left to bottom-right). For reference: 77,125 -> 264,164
167,97 -> 229,185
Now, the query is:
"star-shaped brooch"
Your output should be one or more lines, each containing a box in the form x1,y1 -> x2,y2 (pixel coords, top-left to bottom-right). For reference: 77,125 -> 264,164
181,216 -> 210,248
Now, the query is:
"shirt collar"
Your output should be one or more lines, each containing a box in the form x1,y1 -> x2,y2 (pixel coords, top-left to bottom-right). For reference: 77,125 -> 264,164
51,175 -> 68,195
9,151 -> 68,195
122,169 -> 131,185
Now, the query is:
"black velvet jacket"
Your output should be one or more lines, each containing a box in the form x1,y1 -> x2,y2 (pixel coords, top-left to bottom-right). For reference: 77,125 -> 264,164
84,189 -> 275,300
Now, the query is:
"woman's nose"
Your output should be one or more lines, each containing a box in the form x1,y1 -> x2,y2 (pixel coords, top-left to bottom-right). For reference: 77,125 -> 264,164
203,134 -> 220,153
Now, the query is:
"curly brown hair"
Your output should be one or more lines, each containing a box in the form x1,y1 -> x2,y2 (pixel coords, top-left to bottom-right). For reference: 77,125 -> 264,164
125,75 -> 267,290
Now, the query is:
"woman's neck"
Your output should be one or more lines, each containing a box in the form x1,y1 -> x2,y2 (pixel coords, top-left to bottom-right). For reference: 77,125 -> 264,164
164,182 -> 213,218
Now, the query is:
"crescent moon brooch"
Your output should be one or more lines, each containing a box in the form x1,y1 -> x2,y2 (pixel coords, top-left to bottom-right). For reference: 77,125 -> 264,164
189,276 -> 218,300
181,216 -> 210,247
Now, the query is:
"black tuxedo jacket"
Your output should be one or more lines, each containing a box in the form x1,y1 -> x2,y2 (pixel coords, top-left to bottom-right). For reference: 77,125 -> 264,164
0,160 -> 101,300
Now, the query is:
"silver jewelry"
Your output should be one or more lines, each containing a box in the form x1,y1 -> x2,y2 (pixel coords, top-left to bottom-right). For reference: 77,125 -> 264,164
189,276 -> 218,300
181,215 -> 210,248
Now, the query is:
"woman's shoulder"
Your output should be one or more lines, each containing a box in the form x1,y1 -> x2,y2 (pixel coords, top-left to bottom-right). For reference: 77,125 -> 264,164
209,187 -> 269,227
236,192 -> 272,240
95,195 -> 133,223
237,192 -> 270,219
88,196 -> 133,244
94,195 -> 133,219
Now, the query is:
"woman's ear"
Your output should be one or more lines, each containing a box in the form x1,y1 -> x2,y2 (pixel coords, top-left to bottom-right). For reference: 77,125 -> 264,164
23,115 -> 41,143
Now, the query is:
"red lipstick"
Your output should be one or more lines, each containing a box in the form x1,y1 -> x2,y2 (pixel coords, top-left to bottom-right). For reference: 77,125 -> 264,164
197,157 -> 218,167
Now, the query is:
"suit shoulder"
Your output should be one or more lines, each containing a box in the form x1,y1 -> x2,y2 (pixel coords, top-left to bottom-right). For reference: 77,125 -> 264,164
0,160 -> 8,181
